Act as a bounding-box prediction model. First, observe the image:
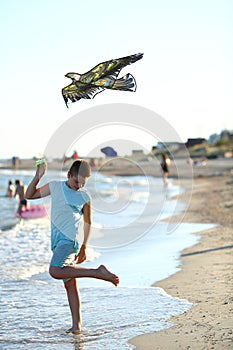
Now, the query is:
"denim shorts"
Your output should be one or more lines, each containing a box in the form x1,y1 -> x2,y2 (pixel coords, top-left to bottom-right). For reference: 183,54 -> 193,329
50,237 -> 79,283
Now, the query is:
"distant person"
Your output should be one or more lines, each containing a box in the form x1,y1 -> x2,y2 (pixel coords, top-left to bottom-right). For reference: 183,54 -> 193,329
15,179 -> 28,216
12,156 -> 19,169
63,154 -> 69,163
72,150 -> 79,160
160,153 -> 171,185
187,157 -> 193,166
90,158 -> 98,168
6,180 -> 15,197
25,159 -> 119,333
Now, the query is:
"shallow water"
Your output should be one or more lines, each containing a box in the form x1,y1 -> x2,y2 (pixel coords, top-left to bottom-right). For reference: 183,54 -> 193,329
0,169 -> 215,349
1,280 -> 192,350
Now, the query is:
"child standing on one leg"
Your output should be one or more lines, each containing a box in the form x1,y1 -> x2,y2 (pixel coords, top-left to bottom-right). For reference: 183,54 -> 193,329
25,159 -> 119,333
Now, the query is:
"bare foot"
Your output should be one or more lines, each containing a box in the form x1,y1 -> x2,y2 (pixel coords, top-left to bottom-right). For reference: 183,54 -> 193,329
96,265 -> 119,286
66,326 -> 82,334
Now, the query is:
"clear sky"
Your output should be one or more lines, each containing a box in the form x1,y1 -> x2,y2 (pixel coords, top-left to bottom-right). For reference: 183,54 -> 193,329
0,0 -> 232,158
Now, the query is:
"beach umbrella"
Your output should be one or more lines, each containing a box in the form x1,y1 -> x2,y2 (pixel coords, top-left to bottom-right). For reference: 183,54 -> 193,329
100,146 -> 118,157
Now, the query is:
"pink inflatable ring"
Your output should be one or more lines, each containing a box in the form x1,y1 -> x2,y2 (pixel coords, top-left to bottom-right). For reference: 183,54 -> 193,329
16,205 -> 47,219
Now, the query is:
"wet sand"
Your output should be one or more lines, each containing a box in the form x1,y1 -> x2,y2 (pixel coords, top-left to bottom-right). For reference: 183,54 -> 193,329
130,164 -> 233,349
1,157 -> 233,348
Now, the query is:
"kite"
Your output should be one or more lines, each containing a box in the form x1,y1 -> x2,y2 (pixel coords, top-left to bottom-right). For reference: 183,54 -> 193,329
62,53 -> 143,107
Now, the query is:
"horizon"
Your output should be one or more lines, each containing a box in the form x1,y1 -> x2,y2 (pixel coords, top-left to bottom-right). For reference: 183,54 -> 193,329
0,126 -> 231,161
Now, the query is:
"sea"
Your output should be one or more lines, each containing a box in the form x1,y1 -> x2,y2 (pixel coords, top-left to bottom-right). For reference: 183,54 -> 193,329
0,168 -> 215,350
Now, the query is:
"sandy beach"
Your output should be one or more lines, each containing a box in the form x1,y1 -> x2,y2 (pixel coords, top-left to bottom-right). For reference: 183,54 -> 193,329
0,157 -> 232,349
130,162 -> 233,349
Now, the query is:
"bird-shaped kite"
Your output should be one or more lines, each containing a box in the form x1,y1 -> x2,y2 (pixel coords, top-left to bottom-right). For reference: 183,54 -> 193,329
62,53 -> 143,107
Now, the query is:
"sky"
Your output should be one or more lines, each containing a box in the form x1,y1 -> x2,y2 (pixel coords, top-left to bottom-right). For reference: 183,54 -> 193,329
0,0 -> 232,158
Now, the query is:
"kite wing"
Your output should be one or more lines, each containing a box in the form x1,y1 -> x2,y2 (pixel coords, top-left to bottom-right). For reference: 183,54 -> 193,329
62,53 -> 143,106
62,82 -> 104,107
80,53 -> 143,84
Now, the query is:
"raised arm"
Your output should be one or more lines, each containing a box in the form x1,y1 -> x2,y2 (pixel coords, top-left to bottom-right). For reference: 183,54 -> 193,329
25,164 -> 51,199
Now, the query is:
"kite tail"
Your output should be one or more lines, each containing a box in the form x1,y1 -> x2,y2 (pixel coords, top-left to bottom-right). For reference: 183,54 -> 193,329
111,73 -> 137,92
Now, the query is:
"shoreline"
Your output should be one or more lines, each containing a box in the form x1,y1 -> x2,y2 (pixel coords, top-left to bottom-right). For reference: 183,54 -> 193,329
0,157 -> 232,179
1,157 -> 232,348
129,168 -> 233,349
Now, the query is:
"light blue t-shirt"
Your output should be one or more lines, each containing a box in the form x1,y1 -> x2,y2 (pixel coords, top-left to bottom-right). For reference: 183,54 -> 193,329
49,181 -> 91,245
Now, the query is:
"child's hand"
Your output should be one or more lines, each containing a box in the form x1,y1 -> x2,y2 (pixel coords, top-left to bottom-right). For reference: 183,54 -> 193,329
36,159 -> 45,166
35,159 -> 46,180
36,164 -> 46,180
75,245 -> 86,264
